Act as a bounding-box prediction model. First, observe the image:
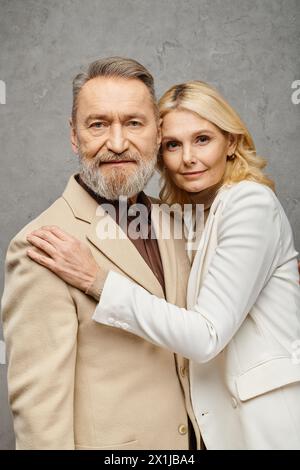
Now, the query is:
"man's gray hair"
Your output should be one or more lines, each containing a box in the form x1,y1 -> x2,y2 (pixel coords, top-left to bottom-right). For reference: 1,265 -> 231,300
71,56 -> 157,123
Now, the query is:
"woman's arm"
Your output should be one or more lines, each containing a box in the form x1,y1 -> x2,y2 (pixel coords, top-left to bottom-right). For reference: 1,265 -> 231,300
93,183 -> 282,363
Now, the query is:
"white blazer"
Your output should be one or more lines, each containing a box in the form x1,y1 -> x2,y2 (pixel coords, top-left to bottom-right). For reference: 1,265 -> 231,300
93,181 -> 300,449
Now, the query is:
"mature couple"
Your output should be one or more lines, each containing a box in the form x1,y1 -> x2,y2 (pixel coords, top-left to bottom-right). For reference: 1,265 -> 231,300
2,57 -> 300,450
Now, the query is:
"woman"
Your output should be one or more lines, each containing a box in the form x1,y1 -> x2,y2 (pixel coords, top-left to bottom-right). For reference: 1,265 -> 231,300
26,81 -> 300,449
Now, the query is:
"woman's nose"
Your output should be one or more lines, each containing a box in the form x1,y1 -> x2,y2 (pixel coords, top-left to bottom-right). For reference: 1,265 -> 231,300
182,146 -> 197,165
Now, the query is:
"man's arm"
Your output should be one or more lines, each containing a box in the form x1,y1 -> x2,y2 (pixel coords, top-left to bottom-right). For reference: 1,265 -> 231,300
1,235 -> 78,449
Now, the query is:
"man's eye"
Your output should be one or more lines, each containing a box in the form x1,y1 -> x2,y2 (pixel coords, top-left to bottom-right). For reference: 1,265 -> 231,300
166,141 -> 179,150
90,122 -> 105,128
196,135 -> 210,143
128,120 -> 142,127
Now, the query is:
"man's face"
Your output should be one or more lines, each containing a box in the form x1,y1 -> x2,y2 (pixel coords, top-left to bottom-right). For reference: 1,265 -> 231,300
71,77 -> 161,200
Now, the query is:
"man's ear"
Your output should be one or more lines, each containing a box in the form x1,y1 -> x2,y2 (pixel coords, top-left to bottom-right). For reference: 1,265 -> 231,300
157,118 -> 162,146
70,119 -> 79,154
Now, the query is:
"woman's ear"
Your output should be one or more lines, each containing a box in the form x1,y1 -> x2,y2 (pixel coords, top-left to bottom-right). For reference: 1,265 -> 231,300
70,119 -> 79,154
227,133 -> 238,156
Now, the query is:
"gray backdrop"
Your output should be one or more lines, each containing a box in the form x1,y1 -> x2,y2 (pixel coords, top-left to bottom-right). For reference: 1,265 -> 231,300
0,0 -> 299,450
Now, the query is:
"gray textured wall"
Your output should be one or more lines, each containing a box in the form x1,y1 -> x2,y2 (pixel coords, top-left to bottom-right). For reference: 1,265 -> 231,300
0,0 -> 299,450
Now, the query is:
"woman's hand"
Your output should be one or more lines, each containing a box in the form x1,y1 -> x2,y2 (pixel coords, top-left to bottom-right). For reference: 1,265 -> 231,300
26,225 -> 99,293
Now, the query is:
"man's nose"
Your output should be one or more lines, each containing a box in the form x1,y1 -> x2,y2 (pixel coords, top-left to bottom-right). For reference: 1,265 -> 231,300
106,125 -> 129,154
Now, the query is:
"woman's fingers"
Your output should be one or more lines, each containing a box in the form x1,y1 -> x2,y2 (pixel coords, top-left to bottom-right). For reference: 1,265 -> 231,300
27,248 -> 56,272
26,233 -> 57,258
42,225 -> 74,241
28,227 -> 61,246
26,229 -> 61,259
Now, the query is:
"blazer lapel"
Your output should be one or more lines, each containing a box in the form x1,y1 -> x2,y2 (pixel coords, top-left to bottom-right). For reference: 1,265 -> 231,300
86,206 -> 164,298
187,189 -> 227,307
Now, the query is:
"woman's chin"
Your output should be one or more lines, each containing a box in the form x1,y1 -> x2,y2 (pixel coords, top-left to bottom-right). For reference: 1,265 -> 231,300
172,175 -> 212,194
181,182 -> 208,194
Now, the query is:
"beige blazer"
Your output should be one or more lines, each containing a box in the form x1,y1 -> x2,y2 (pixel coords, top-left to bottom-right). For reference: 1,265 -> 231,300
1,174 -> 199,450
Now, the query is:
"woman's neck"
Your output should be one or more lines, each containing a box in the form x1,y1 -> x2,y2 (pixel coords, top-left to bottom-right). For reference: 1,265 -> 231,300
187,181 -> 223,211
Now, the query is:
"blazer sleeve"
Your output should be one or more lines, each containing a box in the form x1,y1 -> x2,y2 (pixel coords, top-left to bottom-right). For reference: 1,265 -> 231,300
1,235 -> 78,449
92,183 -> 282,363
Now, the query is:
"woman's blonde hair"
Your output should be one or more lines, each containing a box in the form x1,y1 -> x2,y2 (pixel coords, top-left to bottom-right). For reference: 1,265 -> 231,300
157,81 -> 274,205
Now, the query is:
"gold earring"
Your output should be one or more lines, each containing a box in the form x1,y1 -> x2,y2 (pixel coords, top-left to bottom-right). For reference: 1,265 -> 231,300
227,154 -> 235,161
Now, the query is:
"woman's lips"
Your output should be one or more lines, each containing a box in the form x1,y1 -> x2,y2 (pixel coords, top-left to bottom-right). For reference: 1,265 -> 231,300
181,169 -> 208,179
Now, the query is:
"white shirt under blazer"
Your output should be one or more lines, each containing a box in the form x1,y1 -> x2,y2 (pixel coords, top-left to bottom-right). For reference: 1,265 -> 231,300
93,181 -> 300,449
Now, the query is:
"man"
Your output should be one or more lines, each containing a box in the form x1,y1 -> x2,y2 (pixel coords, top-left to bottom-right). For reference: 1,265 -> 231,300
1,57 -> 200,450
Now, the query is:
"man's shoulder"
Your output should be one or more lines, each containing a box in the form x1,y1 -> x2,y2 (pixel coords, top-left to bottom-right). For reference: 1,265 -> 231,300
8,174 -> 85,249
8,196 -> 72,251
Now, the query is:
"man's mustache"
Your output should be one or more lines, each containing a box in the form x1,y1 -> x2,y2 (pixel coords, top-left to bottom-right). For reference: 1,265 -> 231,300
93,151 -> 140,166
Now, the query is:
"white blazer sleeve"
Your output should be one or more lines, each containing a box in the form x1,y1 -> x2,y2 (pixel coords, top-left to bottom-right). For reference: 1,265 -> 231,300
93,183 -> 282,363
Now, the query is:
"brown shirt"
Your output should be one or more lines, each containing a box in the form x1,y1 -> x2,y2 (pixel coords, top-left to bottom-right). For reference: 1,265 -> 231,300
75,174 -> 165,294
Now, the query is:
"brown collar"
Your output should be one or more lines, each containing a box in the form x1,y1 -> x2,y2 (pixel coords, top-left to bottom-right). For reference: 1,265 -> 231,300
75,174 -> 152,222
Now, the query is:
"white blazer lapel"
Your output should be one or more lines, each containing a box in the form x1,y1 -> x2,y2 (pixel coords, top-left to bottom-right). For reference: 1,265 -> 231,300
187,191 -> 226,308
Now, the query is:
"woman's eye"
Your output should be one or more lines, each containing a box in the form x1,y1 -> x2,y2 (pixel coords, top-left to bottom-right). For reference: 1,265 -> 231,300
166,141 -> 179,151
196,135 -> 210,144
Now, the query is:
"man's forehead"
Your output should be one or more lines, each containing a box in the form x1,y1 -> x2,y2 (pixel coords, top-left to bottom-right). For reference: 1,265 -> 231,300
76,77 -> 156,120
79,76 -> 151,104
78,98 -> 151,120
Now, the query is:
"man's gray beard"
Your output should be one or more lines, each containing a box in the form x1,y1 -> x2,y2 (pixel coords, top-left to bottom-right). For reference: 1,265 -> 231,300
78,149 -> 157,200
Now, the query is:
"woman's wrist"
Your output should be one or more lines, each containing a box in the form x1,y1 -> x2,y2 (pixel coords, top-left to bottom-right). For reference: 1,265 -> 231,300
85,268 -> 109,301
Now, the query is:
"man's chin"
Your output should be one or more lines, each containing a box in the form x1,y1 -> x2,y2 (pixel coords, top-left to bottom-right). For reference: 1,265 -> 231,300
80,158 -> 155,200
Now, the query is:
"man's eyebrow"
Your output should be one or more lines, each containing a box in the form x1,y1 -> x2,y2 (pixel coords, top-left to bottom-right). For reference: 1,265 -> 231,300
84,114 -> 108,124
84,112 -> 148,125
123,112 -> 148,120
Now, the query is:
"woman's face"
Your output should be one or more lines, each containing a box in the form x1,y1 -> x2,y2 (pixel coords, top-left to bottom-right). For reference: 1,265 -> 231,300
161,109 -> 236,193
